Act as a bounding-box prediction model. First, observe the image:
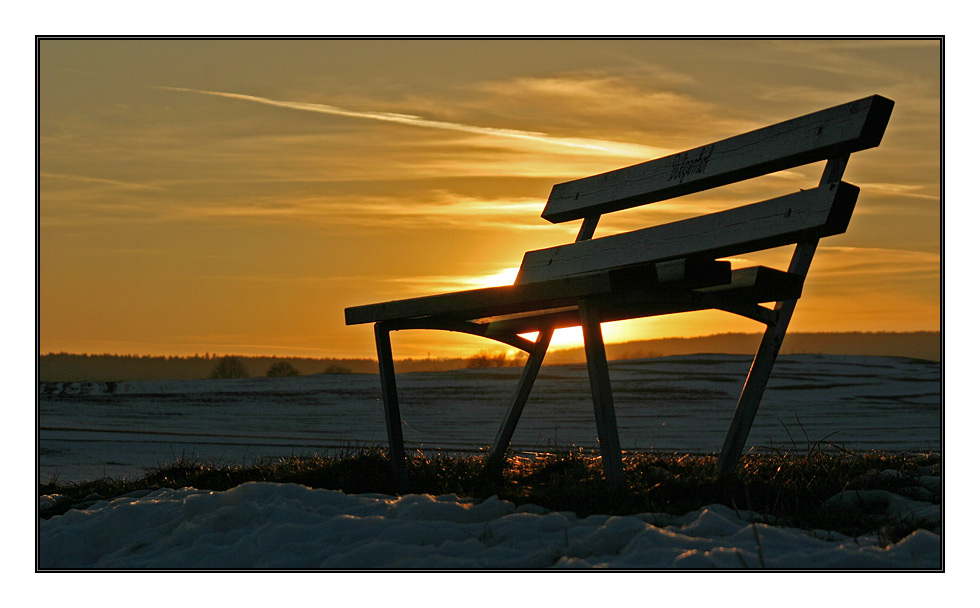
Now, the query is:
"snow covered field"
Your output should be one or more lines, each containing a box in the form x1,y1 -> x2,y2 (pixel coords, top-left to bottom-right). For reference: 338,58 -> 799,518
38,354 -> 942,570
39,354 -> 941,482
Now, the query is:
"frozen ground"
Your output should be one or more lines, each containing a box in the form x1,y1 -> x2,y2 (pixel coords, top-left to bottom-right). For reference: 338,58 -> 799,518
37,354 -> 942,570
39,481 -> 940,569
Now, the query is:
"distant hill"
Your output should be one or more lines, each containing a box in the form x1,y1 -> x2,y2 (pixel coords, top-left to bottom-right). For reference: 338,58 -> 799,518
38,331 -> 939,382
544,331 -> 941,365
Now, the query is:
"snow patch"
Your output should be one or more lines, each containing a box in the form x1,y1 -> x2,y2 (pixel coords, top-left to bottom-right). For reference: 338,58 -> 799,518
39,482 -> 940,569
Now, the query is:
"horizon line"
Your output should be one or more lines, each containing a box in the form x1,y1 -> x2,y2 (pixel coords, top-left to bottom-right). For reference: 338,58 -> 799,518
38,329 -> 941,360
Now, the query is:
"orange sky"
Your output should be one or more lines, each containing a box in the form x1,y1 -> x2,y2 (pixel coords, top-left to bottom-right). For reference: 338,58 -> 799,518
38,38 -> 941,359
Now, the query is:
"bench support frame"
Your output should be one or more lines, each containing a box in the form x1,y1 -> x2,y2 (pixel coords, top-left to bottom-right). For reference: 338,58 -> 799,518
348,96 -> 891,492
371,157 -> 853,490
716,155 -> 849,479
374,322 -> 408,491
486,326 -> 555,474
580,299 -> 626,489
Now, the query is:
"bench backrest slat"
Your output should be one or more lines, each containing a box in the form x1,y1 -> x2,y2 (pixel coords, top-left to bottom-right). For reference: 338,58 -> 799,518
516,181 -> 858,284
542,95 -> 893,224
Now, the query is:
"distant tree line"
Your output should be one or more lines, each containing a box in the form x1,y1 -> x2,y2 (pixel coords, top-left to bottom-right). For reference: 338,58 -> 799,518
464,351 -> 516,369
39,352 -> 382,382
37,331 -> 939,382
209,357 -> 354,378
38,350 -> 525,381
209,356 -> 250,379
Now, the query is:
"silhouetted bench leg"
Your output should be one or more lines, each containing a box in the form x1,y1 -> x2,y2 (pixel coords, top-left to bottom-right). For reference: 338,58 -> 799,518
579,301 -> 626,490
718,158 -> 851,479
716,308 -> 792,480
717,239 -> 822,480
486,326 -> 555,475
375,322 -> 408,492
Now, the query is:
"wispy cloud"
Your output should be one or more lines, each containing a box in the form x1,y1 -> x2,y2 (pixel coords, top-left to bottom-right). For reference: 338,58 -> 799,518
812,246 -> 940,275
153,86 -> 665,160
860,183 -> 940,201
183,194 -> 556,233
41,172 -> 164,191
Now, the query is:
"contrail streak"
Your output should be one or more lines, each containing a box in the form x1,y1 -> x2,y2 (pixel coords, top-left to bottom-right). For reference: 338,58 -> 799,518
154,86 -> 664,159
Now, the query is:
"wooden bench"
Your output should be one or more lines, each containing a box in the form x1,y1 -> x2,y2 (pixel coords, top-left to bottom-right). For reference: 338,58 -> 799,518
345,94 -> 894,489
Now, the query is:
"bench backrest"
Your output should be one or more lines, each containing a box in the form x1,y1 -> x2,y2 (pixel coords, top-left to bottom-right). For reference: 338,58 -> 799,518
515,95 -> 893,285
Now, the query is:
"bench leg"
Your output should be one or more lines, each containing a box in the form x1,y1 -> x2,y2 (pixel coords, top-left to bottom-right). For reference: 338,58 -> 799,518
486,327 -> 555,474
374,322 -> 408,492
579,301 -> 626,490
716,310 -> 793,480
717,240 -> 819,480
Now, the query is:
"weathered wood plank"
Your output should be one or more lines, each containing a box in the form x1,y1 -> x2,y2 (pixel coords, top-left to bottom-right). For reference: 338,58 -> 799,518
482,266 -> 803,336
517,181 -> 858,284
542,95 -> 892,223
716,161 -> 849,477
380,317 -> 538,352
486,326 -> 555,473
375,323 -> 407,491
345,258 -> 731,326
344,273 -> 612,326
716,239 -> 820,480
580,301 -> 625,489
576,215 -> 600,241
697,266 -> 805,301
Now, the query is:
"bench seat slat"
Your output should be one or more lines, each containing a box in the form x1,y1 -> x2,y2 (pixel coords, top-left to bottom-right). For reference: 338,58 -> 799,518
543,94 -> 893,223
482,266 -> 803,336
345,273 -> 610,326
517,181 -> 857,285
345,258 -> 731,326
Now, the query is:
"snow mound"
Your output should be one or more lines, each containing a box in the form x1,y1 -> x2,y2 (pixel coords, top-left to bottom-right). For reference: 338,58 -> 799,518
39,482 -> 940,569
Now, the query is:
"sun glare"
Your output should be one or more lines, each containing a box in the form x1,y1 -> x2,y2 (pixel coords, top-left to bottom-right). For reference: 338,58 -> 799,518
465,267 -> 520,288
466,269 -> 661,350
518,327 -> 586,349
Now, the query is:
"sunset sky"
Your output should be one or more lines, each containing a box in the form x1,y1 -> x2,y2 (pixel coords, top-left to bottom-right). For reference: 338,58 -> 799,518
38,38 -> 941,360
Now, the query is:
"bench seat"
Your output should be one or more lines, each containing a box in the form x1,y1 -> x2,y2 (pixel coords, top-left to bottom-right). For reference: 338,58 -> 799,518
348,263 -> 802,338
477,266 -> 804,336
